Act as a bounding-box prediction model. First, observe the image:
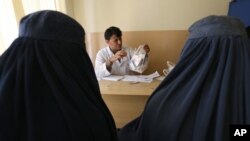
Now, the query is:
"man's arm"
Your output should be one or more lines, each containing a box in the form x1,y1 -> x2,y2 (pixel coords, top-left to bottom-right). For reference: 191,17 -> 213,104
105,58 -> 113,72
95,51 -> 111,79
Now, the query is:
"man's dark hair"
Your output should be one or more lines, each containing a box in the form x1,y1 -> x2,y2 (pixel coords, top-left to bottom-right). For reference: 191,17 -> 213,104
104,26 -> 122,40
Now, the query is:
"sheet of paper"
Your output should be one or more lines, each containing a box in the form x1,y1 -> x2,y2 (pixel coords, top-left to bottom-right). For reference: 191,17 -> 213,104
146,71 -> 160,79
101,71 -> 160,83
102,75 -> 124,81
122,71 -> 160,83
122,75 -> 153,83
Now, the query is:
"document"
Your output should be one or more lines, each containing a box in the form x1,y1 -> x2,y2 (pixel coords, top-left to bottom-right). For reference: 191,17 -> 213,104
101,71 -> 160,83
122,71 -> 160,83
102,75 -> 124,81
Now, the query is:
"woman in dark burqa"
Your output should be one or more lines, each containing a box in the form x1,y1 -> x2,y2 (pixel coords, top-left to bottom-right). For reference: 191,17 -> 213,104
246,26 -> 250,38
0,10 -> 118,141
118,15 -> 250,141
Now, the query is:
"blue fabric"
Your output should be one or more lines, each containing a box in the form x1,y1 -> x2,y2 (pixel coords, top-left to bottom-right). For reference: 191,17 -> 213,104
228,0 -> 250,27
118,15 -> 250,141
19,10 -> 84,44
188,15 -> 247,39
0,10 -> 118,141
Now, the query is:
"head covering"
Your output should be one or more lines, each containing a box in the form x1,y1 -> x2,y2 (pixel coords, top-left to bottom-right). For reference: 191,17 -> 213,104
118,15 -> 250,141
0,10 -> 118,141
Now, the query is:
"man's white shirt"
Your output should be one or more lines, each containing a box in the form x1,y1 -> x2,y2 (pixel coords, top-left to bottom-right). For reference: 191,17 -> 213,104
95,46 -> 136,79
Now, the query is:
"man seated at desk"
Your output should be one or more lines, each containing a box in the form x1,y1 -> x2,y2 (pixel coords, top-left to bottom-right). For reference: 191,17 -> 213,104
95,26 -> 150,79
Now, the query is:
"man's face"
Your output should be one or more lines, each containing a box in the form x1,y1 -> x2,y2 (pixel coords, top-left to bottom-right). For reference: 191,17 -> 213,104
106,34 -> 122,53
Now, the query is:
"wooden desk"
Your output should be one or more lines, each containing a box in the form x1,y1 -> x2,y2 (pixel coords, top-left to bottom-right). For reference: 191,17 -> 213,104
99,79 -> 161,128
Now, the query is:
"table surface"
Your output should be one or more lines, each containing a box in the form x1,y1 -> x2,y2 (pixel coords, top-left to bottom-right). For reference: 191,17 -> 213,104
98,79 -> 162,127
98,79 -> 162,96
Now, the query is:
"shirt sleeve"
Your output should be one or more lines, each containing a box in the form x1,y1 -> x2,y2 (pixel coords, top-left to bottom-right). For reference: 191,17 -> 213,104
95,50 -> 111,79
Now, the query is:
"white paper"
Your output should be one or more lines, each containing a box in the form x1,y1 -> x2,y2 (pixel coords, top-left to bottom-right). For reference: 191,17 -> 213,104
122,71 -> 160,83
146,71 -> 160,79
122,75 -> 153,83
101,71 -> 160,83
102,75 -> 124,81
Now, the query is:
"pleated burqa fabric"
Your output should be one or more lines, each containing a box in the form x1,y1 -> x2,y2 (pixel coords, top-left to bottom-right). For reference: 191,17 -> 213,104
118,15 -> 250,141
0,10 -> 118,141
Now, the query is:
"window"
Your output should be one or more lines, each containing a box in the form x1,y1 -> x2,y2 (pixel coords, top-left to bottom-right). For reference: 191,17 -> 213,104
0,0 -> 62,54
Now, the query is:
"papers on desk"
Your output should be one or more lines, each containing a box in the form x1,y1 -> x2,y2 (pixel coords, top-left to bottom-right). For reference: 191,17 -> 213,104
122,75 -> 153,83
102,71 -> 160,83
102,75 -> 124,81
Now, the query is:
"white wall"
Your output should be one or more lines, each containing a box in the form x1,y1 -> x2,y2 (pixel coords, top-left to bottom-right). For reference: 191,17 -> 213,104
73,0 -> 229,32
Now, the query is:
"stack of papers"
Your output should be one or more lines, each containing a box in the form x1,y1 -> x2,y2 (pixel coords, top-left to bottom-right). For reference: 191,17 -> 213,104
102,71 -> 160,83
121,75 -> 153,83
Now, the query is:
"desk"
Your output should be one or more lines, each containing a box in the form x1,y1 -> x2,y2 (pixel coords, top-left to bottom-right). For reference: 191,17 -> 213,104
99,79 -> 161,128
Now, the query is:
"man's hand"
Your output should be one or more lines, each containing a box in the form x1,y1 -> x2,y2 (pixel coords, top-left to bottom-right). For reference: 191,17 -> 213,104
143,44 -> 150,53
106,50 -> 127,71
109,50 -> 127,63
